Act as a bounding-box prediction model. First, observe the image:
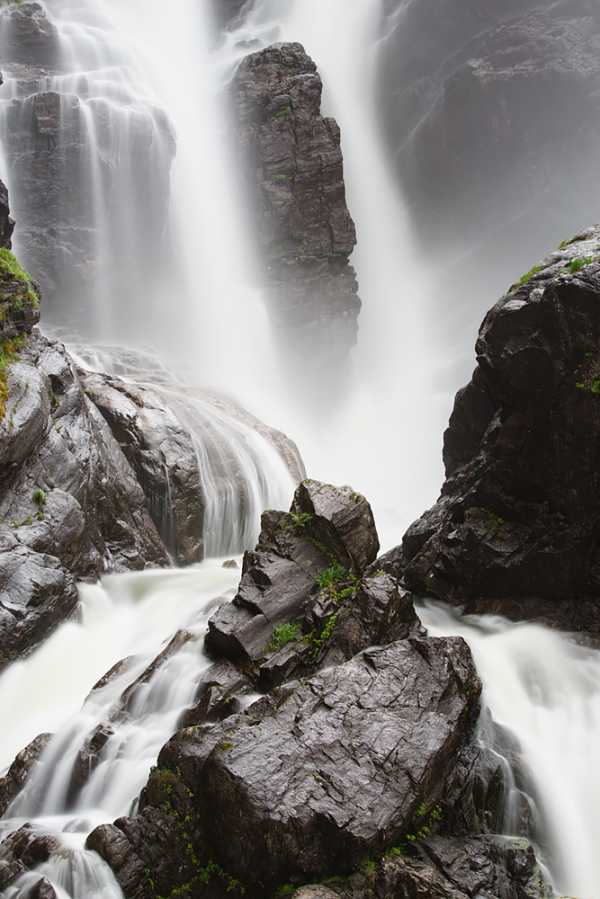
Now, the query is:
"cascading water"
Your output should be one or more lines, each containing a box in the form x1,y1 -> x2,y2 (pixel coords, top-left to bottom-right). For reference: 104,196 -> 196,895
0,0 -> 175,336
420,601 -> 600,899
68,342 -> 298,558
3,3 -> 599,899
1,562 -> 242,899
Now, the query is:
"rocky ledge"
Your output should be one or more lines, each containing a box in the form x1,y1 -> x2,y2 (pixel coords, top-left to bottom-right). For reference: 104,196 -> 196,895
234,43 -> 361,368
395,227 -> 600,628
27,478 -> 545,899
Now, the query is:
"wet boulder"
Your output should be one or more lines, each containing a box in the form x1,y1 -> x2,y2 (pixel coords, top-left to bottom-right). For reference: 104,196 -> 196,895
0,826 -> 59,891
0,733 -> 51,817
401,228 -> 600,606
206,480 -> 380,663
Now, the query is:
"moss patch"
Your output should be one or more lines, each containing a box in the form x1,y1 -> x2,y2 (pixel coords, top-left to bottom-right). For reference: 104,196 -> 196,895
0,248 -> 38,307
0,335 -> 26,420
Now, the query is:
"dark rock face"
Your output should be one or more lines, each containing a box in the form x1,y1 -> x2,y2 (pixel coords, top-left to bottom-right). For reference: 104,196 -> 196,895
291,835 -> 551,899
0,178 -> 14,249
177,638 -> 479,890
0,826 -> 59,892
89,635 -> 481,898
83,479 -> 558,899
379,0 -> 600,328
83,482 -> 547,899
234,43 -> 361,366
206,480 -> 379,663
81,372 -> 205,565
402,228 -> 600,605
0,733 -> 51,817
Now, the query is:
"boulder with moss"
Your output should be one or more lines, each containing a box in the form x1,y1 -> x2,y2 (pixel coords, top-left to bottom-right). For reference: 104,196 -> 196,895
399,226 -> 600,609
205,479 -> 380,664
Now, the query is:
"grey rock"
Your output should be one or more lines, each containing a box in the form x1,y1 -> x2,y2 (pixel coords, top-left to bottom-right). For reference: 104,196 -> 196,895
402,228 -> 600,606
0,178 -> 14,249
81,373 -> 204,565
0,826 -> 59,892
0,330 -> 169,668
89,634 -> 481,897
234,42 -> 361,367
206,480 -> 379,663
298,835 -> 551,899
0,733 -> 51,817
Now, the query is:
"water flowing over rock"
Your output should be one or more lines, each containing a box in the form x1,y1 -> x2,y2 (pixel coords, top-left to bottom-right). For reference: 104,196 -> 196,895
0,325 -> 302,665
78,483 -> 539,899
0,1 -> 174,330
233,42 -> 361,367
399,228 -> 600,611
0,734 -> 51,818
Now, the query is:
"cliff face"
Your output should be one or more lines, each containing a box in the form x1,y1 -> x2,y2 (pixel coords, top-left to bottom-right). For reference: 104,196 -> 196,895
234,43 -> 361,367
399,228 -> 600,622
379,0 -> 600,327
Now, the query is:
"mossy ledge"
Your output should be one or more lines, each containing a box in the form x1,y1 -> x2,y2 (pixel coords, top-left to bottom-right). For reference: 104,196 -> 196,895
0,249 -> 40,420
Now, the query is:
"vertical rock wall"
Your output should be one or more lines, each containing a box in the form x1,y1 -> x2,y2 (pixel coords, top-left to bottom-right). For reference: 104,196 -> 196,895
233,42 -> 361,367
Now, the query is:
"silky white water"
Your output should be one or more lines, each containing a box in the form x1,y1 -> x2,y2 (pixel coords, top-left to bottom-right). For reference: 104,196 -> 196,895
420,601 -> 600,899
68,341 -> 297,558
1,562 -> 241,899
1,3 -> 597,899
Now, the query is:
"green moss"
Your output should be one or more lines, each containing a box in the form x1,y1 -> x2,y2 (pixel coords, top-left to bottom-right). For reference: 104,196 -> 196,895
567,256 -> 594,274
0,248 -> 38,307
304,611 -> 339,658
267,621 -> 301,653
509,263 -> 544,292
287,511 -> 312,532
0,335 -> 27,421
316,563 -> 350,591
273,104 -> 292,119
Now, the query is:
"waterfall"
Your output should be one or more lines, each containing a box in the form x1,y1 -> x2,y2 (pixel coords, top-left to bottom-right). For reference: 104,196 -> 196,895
68,342 -> 298,559
420,601 -> 600,899
1,562 -> 242,899
0,0 -> 175,336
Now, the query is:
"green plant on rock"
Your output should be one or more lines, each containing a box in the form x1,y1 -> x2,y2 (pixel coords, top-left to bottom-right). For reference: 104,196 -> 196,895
316,562 -> 349,591
567,256 -> 594,274
0,248 -> 38,306
304,611 -> 339,658
267,621 -> 301,653
510,263 -> 544,292
0,335 -> 26,421
32,488 -> 47,520
316,562 -> 359,605
288,511 -> 312,532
